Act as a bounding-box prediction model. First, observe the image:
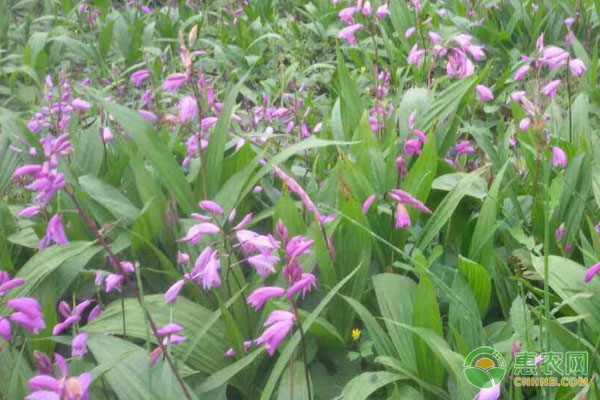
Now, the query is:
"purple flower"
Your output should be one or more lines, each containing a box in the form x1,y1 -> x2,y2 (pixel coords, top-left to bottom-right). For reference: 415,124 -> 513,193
0,316 -> 11,341
0,276 -> 25,296
138,109 -> 157,122
362,1 -> 371,16
130,69 -> 150,87
519,118 -> 531,131
338,6 -> 358,24
569,59 -> 586,76
542,80 -> 561,98
71,333 -> 88,358
165,279 -> 185,304
286,273 -> 317,299
247,253 -> 279,278
199,200 -> 223,215
514,65 -> 531,81
455,140 -> 476,155
193,250 -> 221,290
564,17 -> 575,27
407,44 -> 426,67
201,117 -> 218,132
7,297 -> 45,334
541,46 -> 569,69
255,310 -> 295,356
102,126 -> 113,145
233,213 -> 253,230
404,138 -> 422,155
337,24 -> 364,45
105,273 -> 125,293
178,96 -> 198,123
475,383 -> 501,400
555,222 -> 566,242
376,4 -> 389,19
552,146 -> 567,168
362,195 -> 376,214
388,189 -> 432,229
39,214 -> 68,249
19,205 -> 43,218
475,84 -> 494,102
179,222 -> 220,245
52,300 -> 91,335
8,297 -> 41,319
27,354 -> 91,400
71,99 -> 91,111
405,27 -> 416,38
157,323 -> 183,336
87,304 -> 102,322
162,72 -> 188,92
247,286 -> 285,311
446,48 -> 475,78
585,262 -> 600,282
395,203 -> 411,228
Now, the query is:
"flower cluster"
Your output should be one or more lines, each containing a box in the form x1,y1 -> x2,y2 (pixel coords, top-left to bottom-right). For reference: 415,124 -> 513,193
150,324 -> 187,366
336,0 -> 389,45
10,73 -> 92,248
363,189 -> 432,229
407,30 -> 485,80
225,221 -> 317,357
0,272 -> 45,341
94,261 -> 137,293
27,352 -> 91,400
52,299 -> 100,336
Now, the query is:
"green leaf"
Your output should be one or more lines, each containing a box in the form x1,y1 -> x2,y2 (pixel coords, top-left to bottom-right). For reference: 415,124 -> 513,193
336,44 -> 363,135
79,175 -> 140,221
198,348 -> 264,393
76,122 -> 104,176
350,114 -> 386,193
342,294 -> 395,357
337,371 -> 406,400
379,321 -> 476,399
397,88 -> 428,140
468,162 -> 508,268
205,74 -> 249,197
88,334 -> 194,400
97,97 -> 195,214
277,361 -> 311,400
431,173 -> 488,199
458,256 -> 492,316
531,255 -> 600,333
413,268 -> 444,388
372,273 -> 417,372
84,295 -> 230,377
417,168 -> 486,251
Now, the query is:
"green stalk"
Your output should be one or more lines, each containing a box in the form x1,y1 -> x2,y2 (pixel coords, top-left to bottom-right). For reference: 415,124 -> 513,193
543,186 -> 551,400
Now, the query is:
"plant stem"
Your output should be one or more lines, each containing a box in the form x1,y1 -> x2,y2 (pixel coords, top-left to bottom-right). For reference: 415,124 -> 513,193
65,188 -> 193,400
292,304 -> 312,400
567,61 -> 573,143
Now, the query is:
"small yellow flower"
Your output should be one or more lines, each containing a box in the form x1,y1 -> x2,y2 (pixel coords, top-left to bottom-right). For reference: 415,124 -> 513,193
365,86 -> 371,94
352,328 -> 362,341
360,66 -> 366,73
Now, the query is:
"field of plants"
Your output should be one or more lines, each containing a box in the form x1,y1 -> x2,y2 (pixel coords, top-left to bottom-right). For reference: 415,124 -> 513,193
1,0 -> 599,399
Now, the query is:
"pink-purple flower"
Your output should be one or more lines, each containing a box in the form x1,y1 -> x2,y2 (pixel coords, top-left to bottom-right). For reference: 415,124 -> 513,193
337,24 -> 364,45
247,287 -> 285,311
255,310 -> 296,356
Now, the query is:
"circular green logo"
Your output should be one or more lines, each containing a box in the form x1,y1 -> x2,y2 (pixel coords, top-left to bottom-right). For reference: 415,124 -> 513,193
463,346 -> 506,389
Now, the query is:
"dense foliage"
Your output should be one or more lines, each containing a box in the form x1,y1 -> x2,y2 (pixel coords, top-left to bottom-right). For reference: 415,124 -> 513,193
1,0 -> 600,399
